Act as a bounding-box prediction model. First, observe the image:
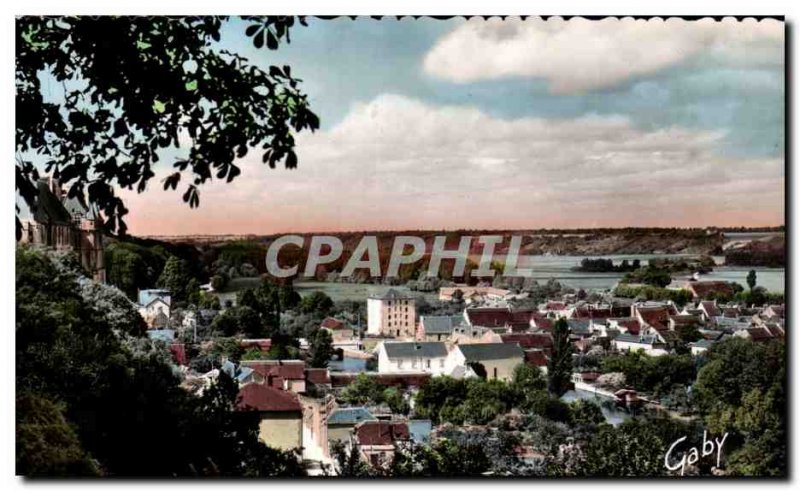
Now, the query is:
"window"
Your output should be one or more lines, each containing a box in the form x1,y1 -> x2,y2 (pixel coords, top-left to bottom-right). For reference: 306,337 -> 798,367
493,367 -> 498,379
426,359 -> 431,369
439,359 -> 445,368
398,360 -> 404,369
412,360 -> 417,368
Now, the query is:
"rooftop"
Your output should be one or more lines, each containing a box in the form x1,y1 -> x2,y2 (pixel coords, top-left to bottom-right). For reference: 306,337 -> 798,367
382,341 -> 448,359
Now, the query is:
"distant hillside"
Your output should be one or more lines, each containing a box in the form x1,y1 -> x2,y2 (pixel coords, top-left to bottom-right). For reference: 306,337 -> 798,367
724,235 -> 785,267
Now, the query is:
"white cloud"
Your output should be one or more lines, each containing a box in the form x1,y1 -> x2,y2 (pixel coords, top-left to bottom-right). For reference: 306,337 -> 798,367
423,17 -> 784,94
122,94 -> 783,235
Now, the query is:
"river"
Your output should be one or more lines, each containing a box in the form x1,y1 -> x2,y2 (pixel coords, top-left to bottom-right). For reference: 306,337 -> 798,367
294,254 -> 784,300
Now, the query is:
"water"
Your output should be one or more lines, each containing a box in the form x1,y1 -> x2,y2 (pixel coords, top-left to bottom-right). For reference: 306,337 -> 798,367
561,389 -> 630,426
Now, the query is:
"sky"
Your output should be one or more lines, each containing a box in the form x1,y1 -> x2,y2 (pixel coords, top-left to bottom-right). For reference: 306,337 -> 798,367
46,17 -> 791,235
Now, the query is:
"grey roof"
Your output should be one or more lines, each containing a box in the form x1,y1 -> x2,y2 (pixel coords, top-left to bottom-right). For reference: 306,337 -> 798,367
32,180 -> 72,224
369,288 -> 413,301
690,339 -> 715,348
328,407 -> 377,426
457,343 -> 524,362
383,342 -> 448,359
614,334 -> 660,345
420,314 -> 465,335
408,420 -> 433,444
567,319 -> 592,333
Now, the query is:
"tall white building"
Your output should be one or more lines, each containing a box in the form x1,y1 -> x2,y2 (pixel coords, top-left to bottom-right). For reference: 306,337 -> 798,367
367,289 -> 416,338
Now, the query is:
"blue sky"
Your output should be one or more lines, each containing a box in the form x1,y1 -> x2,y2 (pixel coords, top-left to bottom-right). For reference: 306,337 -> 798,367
220,17 -> 783,159
30,17 -> 785,235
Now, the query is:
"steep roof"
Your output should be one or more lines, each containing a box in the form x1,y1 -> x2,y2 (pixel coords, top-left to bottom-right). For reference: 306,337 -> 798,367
420,314 -> 465,335
355,421 -> 409,446
635,305 -> 671,331
524,349 -> 549,367
465,307 -> 511,328
457,342 -> 524,362
699,301 -> 722,318
500,333 -> 553,351
687,281 -> 736,299
241,360 -> 306,380
305,368 -> 331,385
382,341 -> 448,359
614,334 -> 661,345
236,384 -> 302,412
32,179 -> 72,224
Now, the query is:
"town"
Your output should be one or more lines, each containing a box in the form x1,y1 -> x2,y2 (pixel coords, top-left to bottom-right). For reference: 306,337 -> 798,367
16,176 -> 787,477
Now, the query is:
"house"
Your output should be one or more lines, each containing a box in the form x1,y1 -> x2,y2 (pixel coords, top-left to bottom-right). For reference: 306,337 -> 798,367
354,421 -> 410,469
306,368 -> 332,390
524,349 -> 549,375
327,407 -> 377,448
689,339 -> 715,355
669,314 -> 703,331
499,333 -> 553,355
138,289 -> 172,328
632,303 -> 676,332
236,383 -> 304,451
439,285 -> 511,302
446,343 -> 525,381
417,314 -> 466,342
566,318 -> 593,339
377,341 -> 449,375
531,316 -> 554,332
611,334 -> 669,356
18,177 -> 106,282
734,326 -> 775,343
320,317 -> 354,340
240,338 -> 273,353
449,324 -> 494,344
685,281 -> 737,300
367,289 -> 416,339
464,307 -> 512,329
697,300 -> 722,321
762,304 -> 785,320
241,360 -> 307,393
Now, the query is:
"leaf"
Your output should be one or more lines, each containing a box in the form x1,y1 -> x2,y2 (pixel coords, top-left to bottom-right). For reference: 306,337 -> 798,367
227,165 -> 241,183
266,31 -> 278,50
163,172 -> 181,190
285,150 -> 297,169
253,31 -> 264,49
245,24 -> 261,37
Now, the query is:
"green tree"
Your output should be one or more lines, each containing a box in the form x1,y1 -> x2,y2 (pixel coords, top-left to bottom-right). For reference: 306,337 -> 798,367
569,399 -> 605,428
157,256 -> 193,301
383,388 -> 410,416
16,16 -> 318,236
299,291 -> 334,316
339,373 -> 384,406
308,328 -> 334,368
548,318 -> 574,396
746,270 -> 757,290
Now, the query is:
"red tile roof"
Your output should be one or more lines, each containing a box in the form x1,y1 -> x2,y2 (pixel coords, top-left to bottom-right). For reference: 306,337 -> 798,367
355,421 -> 409,446
320,317 -> 347,330
236,383 -> 302,412
305,368 -> 331,385
524,349 -> 549,367
240,339 -> 272,352
746,327 -> 774,342
241,360 -> 306,381
688,281 -> 736,299
500,333 -> 553,352
532,317 -> 554,332
613,318 -> 642,335
466,307 -> 512,327
635,306 -> 671,331
700,301 -> 721,318
544,301 -> 567,311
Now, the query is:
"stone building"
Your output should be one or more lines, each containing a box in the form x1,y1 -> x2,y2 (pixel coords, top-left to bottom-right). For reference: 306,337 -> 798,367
367,289 -> 416,338
18,177 -> 105,282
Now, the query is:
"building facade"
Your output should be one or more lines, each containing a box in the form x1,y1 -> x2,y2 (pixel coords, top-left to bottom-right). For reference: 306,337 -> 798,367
367,289 -> 416,338
19,177 -> 105,282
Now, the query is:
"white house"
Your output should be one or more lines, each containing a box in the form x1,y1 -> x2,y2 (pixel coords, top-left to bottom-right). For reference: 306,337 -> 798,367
611,334 -> 669,357
377,341 -> 449,375
445,342 -> 524,382
138,288 -> 171,329
367,289 -> 416,339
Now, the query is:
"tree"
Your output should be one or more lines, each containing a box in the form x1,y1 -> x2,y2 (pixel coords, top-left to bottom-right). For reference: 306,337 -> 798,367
746,270 -> 757,290
339,373 -> 384,406
580,420 -> 666,476
16,16 -> 318,237
548,318 -> 573,396
299,291 -> 334,316
308,328 -> 334,368
383,388 -> 410,416
569,400 -> 605,428
157,256 -> 193,301
16,246 -> 306,476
